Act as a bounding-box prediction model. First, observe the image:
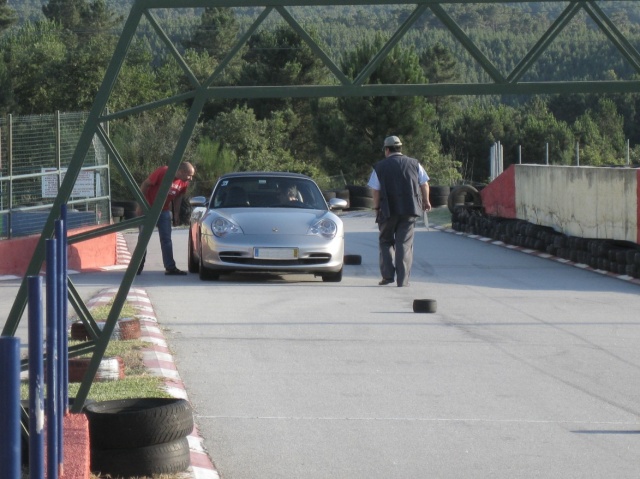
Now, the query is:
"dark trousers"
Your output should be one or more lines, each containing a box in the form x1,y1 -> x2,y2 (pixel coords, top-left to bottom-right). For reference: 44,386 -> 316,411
378,215 -> 417,287
137,210 -> 176,273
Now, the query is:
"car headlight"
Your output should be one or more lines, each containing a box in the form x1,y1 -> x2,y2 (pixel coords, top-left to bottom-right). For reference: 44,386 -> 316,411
308,218 -> 338,239
211,216 -> 243,238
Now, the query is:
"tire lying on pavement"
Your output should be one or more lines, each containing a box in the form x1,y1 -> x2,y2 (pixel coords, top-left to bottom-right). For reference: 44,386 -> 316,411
344,254 -> 362,265
90,436 -> 191,477
413,299 -> 437,313
85,397 -> 194,450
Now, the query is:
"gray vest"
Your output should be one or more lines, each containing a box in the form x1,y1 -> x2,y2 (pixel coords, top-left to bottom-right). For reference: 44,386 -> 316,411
374,153 -> 423,219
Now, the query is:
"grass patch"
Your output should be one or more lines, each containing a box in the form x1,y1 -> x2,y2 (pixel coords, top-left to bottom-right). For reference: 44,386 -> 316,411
90,301 -> 138,321
21,298 -> 185,478
421,206 -> 451,228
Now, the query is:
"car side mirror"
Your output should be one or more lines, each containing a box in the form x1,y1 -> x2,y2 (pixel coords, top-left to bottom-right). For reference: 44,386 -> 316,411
190,196 -> 208,208
328,198 -> 348,210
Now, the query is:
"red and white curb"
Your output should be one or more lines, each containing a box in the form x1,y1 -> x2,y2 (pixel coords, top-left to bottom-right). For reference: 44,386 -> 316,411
437,226 -> 640,286
99,231 -> 132,272
86,287 -> 219,479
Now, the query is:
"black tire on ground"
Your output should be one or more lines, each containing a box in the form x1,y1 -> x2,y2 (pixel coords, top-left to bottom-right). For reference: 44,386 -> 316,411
199,252 -> 220,280
413,299 -> 437,313
447,185 -> 481,214
346,184 -> 373,198
349,196 -> 375,209
321,268 -> 343,282
90,436 -> 190,477
187,237 -> 199,273
344,254 -> 362,265
84,398 -> 194,450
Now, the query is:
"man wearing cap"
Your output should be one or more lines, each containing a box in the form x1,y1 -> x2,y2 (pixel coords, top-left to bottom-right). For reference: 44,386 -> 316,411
367,135 -> 431,287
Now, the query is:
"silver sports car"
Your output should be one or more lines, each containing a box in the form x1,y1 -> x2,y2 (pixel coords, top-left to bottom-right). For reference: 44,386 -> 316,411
188,172 -> 347,282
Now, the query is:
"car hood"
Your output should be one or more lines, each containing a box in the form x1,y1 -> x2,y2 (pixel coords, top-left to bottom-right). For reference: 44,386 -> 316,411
213,208 -> 339,235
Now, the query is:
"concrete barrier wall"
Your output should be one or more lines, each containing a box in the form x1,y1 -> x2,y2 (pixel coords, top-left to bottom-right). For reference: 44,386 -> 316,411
481,165 -> 639,244
0,226 -> 117,276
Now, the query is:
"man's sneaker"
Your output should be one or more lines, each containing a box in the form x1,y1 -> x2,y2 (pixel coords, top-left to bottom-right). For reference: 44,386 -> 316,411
165,267 -> 187,276
378,278 -> 394,285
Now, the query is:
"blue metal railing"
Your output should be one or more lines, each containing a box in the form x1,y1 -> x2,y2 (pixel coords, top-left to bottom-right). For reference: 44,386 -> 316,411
0,204 -> 69,478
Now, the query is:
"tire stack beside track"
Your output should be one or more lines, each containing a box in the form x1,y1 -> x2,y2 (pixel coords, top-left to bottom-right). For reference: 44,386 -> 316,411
452,206 -> 640,279
111,200 -> 138,220
447,185 -> 483,213
346,184 -> 374,210
323,188 -> 350,209
85,397 -> 194,477
429,186 -> 450,208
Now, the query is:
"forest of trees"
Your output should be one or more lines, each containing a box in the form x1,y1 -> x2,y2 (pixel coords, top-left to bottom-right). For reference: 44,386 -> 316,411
1,0 -> 639,197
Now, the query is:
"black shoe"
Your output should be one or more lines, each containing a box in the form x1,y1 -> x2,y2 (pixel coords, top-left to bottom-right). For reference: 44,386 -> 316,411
165,267 -> 187,276
378,278 -> 393,285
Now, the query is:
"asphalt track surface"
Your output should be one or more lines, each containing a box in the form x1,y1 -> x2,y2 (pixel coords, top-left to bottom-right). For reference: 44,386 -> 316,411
3,211 -> 640,479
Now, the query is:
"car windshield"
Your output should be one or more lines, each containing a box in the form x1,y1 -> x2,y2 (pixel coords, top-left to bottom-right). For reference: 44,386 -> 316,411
210,176 -> 328,210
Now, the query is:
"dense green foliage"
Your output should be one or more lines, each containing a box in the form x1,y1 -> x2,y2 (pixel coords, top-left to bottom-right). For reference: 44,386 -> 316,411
1,1 -> 639,194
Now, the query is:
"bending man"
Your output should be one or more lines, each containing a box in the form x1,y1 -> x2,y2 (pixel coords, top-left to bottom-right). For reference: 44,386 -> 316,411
138,161 -> 195,275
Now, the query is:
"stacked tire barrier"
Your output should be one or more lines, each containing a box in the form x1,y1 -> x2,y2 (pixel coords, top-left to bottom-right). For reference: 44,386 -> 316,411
111,200 -> 138,220
346,184 -> 374,210
85,397 -> 194,477
452,206 -> 640,279
429,186 -> 450,208
323,188 -> 350,209
447,185 -> 483,213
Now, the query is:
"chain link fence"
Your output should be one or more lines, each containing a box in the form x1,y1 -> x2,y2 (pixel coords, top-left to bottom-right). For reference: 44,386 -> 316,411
0,112 -> 110,239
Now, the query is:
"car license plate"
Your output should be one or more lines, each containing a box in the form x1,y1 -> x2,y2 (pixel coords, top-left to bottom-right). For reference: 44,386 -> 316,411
254,247 -> 298,260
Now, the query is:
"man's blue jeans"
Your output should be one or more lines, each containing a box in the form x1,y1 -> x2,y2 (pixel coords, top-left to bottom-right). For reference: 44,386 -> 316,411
157,210 -> 176,271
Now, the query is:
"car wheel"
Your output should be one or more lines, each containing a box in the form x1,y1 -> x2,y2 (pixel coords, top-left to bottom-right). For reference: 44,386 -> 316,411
321,267 -> 343,282
199,255 -> 219,281
413,299 -> 437,313
84,398 -> 194,450
344,254 -> 362,265
90,436 -> 190,477
187,236 -> 199,273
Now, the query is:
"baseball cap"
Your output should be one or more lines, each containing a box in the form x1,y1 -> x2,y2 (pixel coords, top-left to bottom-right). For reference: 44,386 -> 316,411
383,135 -> 402,148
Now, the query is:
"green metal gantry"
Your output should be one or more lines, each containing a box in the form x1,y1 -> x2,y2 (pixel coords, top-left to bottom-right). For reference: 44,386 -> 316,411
3,0 -> 640,410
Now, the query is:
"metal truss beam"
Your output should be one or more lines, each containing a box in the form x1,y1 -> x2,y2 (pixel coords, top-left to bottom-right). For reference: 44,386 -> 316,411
3,0 -> 638,411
